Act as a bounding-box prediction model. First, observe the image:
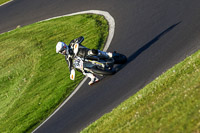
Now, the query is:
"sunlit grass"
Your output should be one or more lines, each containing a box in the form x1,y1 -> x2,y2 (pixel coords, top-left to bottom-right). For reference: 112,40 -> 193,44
82,49 -> 200,133
0,14 -> 108,133
0,0 -> 12,5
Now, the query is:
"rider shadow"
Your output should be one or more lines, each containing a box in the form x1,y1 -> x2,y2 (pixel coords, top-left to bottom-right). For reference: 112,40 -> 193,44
114,21 -> 181,72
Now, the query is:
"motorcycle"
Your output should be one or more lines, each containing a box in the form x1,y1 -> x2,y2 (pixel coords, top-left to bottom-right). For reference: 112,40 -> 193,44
70,42 -> 127,80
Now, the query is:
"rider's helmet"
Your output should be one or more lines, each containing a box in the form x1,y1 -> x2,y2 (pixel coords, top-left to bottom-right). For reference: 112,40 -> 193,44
56,42 -> 69,55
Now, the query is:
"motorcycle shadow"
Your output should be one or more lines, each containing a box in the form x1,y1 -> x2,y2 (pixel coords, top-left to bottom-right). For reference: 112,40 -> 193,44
114,21 -> 181,73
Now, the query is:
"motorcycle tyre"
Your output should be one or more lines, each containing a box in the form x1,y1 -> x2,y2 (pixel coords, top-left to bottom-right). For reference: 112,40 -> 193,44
90,67 -> 116,75
113,53 -> 127,64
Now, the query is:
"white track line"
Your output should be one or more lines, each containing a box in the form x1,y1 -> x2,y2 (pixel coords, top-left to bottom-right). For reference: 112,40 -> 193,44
32,10 -> 115,133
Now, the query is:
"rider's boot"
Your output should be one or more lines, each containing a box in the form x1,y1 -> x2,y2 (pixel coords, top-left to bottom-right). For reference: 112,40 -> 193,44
107,52 -> 113,58
88,77 -> 99,85
86,73 -> 99,85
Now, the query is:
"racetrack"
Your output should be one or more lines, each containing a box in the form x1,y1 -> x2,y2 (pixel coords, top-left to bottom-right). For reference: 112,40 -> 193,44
1,0 -> 200,132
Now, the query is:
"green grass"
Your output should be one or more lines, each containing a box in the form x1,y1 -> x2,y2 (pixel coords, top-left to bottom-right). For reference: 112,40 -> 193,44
82,49 -> 200,133
0,0 -> 11,5
0,14 -> 108,133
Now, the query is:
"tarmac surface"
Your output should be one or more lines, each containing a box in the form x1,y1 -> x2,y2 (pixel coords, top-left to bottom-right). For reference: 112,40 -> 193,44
1,0 -> 200,132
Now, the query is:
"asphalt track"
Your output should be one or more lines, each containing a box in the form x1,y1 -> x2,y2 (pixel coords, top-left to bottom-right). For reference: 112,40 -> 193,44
1,0 -> 200,133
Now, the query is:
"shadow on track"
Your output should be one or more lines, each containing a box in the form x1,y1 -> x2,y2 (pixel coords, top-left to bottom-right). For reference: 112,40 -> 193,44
115,22 -> 181,72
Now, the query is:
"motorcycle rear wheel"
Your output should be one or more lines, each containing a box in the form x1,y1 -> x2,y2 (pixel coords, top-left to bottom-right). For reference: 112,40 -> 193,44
113,53 -> 127,64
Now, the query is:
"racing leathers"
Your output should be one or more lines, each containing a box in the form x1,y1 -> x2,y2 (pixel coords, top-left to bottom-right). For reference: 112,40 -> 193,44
65,36 -> 112,85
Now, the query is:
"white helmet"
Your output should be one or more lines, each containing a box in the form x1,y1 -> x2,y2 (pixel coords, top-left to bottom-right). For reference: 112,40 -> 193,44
56,42 -> 68,54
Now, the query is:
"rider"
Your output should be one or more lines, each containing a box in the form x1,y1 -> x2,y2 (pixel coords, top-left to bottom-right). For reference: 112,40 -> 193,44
56,36 -> 113,85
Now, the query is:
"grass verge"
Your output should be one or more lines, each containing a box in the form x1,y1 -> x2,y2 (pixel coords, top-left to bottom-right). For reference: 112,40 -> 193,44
0,14 -> 108,133
0,0 -> 12,5
82,49 -> 200,133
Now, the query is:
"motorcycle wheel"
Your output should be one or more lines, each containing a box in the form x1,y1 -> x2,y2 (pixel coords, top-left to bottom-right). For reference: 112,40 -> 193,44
113,53 -> 127,64
90,66 -> 116,75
